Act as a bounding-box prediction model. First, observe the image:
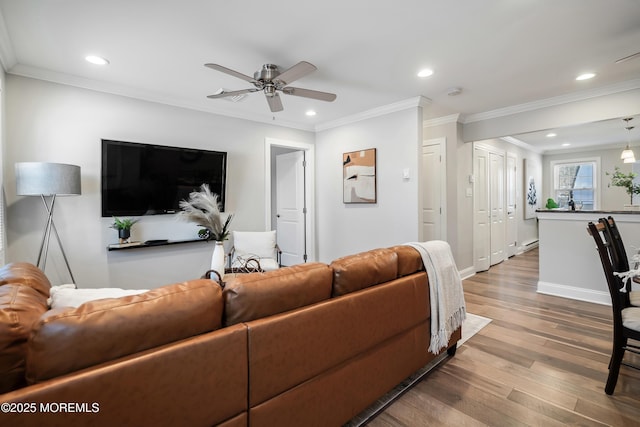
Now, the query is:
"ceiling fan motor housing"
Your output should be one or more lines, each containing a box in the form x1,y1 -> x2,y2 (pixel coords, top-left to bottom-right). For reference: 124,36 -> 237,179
255,64 -> 279,82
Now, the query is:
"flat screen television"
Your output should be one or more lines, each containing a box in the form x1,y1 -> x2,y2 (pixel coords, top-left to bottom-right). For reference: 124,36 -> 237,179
101,139 -> 227,217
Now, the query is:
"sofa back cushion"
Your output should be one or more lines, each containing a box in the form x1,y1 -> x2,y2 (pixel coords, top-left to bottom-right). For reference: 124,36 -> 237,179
388,245 -> 425,277
26,279 -> 223,384
223,262 -> 332,326
0,262 -> 51,393
330,248 -> 398,297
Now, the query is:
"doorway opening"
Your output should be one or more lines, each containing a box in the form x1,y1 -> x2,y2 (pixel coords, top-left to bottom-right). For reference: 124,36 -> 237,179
265,138 -> 315,265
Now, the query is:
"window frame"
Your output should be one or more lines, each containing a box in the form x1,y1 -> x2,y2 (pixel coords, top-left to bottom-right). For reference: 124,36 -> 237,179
549,157 -> 601,210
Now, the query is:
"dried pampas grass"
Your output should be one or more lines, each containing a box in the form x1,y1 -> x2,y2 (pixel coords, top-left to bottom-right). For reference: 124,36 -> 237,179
178,184 -> 232,241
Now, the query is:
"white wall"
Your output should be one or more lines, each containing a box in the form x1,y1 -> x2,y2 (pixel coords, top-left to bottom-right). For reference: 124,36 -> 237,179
0,67 -> 5,266
543,146 -> 633,210
315,108 -> 422,262
4,75 -> 313,288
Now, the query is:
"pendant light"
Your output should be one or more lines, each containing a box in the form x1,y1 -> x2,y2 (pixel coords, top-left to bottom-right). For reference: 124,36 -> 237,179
621,118 -> 636,164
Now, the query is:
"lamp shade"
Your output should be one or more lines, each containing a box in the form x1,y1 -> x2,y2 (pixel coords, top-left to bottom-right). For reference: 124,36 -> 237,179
15,162 -> 81,196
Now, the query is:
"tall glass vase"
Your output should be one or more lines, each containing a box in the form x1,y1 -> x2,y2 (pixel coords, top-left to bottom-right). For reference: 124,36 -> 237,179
211,241 -> 225,280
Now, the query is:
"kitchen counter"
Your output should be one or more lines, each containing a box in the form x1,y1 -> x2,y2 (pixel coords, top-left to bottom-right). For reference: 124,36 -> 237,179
536,210 -> 640,305
536,209 -> 640,214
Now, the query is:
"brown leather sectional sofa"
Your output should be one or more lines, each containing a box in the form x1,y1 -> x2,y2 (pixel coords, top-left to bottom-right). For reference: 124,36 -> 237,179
0,245 -> 460,427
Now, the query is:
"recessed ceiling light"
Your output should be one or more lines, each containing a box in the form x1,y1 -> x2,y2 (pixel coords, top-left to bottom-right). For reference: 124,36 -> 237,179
546,133 -> 557,138
305,110 -> 317,117
562,143 -> 571,147
576,72 -> 596,81
417,68 -> 434,78
85,55 -> 109,65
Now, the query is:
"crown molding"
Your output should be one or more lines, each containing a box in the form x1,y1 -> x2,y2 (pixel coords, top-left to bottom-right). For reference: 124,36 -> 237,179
499,136 -> 543,154
315,96 -> 432,132
464,79 -> 640,124
8,64 -> 315,132
0,7 -> 16,72
423,113 -> 461,128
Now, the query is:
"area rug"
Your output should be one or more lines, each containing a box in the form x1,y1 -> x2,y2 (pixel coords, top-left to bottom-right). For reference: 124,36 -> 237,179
345,312 -> 492,426
459,312 -> 492,346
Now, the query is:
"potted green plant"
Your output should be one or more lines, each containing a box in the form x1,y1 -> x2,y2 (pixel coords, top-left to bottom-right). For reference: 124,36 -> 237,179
607,166 -> 640,209
110,217 -> 139,243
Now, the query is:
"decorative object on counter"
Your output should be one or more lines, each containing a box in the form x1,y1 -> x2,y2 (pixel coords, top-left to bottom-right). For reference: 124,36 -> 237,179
178,184 -> 233,280
620,118 -> 636,164
15,162 -> 81,283
545,198 -> 559,209
606,166 -> 640,209
109,217 -> 139,244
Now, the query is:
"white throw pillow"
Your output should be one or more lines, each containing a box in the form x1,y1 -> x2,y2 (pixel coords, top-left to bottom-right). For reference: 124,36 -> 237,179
233,230 -> 277,260
48,284 -> 149,309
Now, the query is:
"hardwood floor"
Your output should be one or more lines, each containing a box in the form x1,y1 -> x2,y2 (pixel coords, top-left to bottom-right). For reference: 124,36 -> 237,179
369,248 -> 640,426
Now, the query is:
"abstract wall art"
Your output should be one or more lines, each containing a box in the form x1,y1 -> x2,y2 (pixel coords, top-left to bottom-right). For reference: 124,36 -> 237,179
343,148 -> 377,203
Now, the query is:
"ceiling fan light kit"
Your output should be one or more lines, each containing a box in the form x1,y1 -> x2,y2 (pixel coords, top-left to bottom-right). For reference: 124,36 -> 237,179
205,61 -> 337,113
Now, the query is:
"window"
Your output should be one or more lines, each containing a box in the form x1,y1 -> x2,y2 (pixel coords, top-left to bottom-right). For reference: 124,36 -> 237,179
551,158 -> 599,210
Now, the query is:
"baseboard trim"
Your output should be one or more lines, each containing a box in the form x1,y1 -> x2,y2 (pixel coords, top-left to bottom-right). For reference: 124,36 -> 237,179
537,281 -> 610,306
459,266 -> 476,280
517,240 -> 539,255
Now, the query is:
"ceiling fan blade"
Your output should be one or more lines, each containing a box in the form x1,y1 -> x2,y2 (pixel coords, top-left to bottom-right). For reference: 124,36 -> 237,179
274,61 -> 317,85
615,51 -> 640,64
207,88 -> 258,99
282,86 -> 337,102
205,63 -> 258,84
266,93 -> 283,112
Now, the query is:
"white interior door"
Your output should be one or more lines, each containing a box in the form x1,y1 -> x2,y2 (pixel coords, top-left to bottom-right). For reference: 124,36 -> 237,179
489,151 -> 505,265
474,147 -> 491,271
421,142 -> 443,241
506,153 -> 517,257
276,151 -> 306,266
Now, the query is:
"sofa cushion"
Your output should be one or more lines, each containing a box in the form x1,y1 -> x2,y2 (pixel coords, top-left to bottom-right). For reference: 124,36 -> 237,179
389,245 -> 425,277
223,262 -> 333,326
0,262 -> 50,393
26,279 -> 223,384
330,248 -> 398,297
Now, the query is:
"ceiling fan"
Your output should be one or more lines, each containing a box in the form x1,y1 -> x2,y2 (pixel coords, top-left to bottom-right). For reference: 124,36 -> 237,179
205,61 -> 337,112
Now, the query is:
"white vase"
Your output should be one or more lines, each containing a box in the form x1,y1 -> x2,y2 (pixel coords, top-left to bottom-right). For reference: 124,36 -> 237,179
211,241 -> 225,280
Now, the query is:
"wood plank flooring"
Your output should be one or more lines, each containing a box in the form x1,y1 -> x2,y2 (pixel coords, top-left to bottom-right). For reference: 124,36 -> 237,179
368,248 -> 640,426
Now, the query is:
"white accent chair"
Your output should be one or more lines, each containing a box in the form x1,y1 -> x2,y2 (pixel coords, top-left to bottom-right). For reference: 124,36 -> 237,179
228,230 -> 281,271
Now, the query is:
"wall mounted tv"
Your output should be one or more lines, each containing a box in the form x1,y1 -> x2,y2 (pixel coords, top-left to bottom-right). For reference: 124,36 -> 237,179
101,139 -> 227,217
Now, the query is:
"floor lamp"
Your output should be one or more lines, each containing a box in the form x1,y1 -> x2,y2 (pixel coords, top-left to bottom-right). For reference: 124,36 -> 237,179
15,162 -> 81,283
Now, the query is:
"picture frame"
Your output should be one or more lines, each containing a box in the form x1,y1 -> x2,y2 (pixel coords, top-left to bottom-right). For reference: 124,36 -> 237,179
343,148 -> 377,204
524,158 -> 540,219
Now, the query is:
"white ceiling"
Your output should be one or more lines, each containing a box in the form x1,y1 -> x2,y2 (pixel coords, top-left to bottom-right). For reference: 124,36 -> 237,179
1,0 -> 639,150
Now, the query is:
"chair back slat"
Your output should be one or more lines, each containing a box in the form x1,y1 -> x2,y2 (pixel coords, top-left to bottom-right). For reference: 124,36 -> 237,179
587,219 -> 626,326
603,216 -> 630,272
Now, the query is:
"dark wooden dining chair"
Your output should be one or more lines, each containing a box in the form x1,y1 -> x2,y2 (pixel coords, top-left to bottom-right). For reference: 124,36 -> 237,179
587,218 -> 640,394
600,216 -> 640,307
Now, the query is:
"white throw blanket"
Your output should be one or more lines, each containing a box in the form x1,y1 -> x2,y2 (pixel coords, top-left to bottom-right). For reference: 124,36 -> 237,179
407,241 -> 466,354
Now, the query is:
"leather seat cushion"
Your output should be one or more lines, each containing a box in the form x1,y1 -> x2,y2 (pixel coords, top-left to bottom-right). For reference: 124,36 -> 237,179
389,245 -> 425,277
223,263 -> 332,326
26,279 -> 223,384
331,248 -> 398,297
0,263 -> 51,393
